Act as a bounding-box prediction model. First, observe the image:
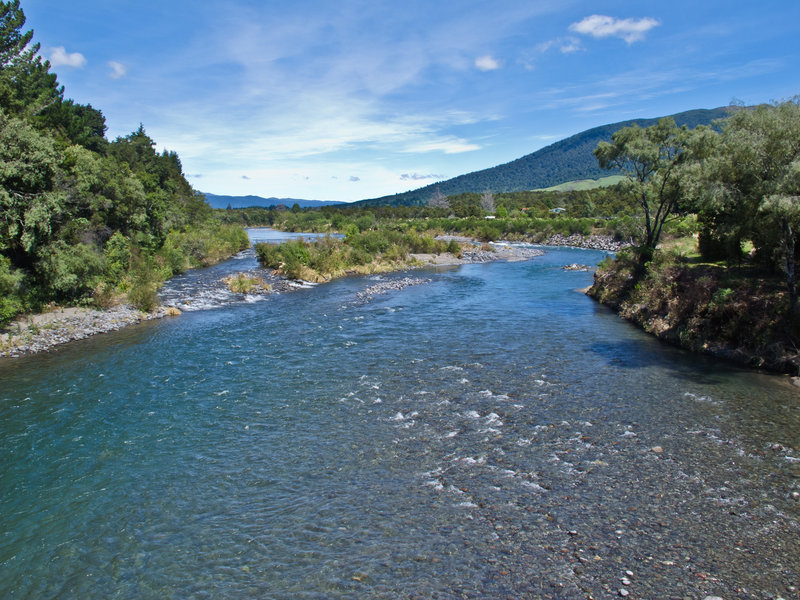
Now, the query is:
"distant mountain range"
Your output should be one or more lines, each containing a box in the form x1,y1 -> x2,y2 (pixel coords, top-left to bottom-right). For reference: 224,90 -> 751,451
352,107 -> 731,207
202,193 -> 343,209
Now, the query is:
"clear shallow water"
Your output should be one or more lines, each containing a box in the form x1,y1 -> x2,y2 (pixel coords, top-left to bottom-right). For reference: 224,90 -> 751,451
1,244 -> 798,599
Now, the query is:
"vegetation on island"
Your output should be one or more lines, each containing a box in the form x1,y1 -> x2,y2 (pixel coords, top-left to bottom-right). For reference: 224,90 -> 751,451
254,230 -> 462,282
0,1 -> 248,324
588,99 -> 800,373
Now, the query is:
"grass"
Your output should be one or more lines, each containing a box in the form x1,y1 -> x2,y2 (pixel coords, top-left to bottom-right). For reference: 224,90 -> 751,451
534,175 -> 626,192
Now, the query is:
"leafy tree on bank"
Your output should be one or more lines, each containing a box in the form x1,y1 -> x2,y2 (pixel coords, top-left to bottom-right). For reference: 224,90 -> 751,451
594,117 -> 700,260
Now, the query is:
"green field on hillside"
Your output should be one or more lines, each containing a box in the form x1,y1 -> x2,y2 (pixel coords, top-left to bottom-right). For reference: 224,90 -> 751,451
534,176 -> 626,192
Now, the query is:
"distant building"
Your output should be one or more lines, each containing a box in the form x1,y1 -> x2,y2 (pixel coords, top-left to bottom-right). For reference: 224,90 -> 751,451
485,215 -> 496,220
550,207 -> 567,214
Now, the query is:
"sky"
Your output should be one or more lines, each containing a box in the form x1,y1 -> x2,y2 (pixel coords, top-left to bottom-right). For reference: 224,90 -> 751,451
22,0 -> 800,202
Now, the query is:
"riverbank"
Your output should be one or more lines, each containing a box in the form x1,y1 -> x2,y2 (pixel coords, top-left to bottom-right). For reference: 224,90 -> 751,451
587,250 -> 800,375
0,305 -> 175,358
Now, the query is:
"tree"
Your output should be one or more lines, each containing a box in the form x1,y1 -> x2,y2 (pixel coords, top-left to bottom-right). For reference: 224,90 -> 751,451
694,100 -> 800,310
0,110 -> 63,269
427,187 -> 449,210
480,189 -> 495,213
0,1 -> 61,117
594,118 -> 695,257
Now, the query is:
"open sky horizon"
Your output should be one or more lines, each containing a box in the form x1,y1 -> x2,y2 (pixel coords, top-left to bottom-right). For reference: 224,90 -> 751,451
24,0 -> 800,203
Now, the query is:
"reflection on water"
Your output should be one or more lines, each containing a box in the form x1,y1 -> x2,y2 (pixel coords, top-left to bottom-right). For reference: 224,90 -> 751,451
0,246 -> 797,599
246,227 -> 343,245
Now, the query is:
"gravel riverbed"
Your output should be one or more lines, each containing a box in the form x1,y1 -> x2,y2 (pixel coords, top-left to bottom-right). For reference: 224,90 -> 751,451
0,305 -> 169,359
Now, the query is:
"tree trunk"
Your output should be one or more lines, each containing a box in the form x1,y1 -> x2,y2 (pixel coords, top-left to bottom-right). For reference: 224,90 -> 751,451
784,218 -> 797,313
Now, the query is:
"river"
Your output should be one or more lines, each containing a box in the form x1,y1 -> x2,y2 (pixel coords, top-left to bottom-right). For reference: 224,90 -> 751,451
0,231 -> 797,599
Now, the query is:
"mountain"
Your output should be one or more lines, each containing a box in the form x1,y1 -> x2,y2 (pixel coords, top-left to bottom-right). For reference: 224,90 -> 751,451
203,193 -> 344,209
354,107 -> 731,207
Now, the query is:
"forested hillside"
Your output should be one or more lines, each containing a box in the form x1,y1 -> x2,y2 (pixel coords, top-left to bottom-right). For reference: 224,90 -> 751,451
0,1 -> 247,324
356,107 -> 730,207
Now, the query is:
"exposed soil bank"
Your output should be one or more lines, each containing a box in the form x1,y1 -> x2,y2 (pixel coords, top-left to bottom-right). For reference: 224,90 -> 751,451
587,251 -> 800,376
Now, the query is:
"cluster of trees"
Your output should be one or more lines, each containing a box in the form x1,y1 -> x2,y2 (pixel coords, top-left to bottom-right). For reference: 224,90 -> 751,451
596,99 -> 800,310
0,1 -> 247,323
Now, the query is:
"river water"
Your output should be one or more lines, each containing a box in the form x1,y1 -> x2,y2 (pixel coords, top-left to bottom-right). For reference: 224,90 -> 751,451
1,231 -> 798,599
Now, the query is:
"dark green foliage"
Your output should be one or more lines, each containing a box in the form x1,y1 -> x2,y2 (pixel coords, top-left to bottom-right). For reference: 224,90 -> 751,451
36,240 -> 104,301
0,253 -> 22,323
0,2 -> 248,320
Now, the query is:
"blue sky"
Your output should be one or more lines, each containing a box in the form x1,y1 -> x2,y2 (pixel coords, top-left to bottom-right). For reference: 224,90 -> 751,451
23,0 -> 800,202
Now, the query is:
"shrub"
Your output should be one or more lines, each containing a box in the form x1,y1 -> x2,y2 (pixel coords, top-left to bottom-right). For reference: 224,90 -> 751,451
104,231 -> 131,283
225,272 -> 267,293
36,241 -> 105,302
127,250 -> 160,311
0,255 -> 23,325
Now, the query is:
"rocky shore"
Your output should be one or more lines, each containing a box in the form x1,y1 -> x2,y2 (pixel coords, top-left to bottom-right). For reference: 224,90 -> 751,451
0,305 -> 171,359
540,233 -> 630,252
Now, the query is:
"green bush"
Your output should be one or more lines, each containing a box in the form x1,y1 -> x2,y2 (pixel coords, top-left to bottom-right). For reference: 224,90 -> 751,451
0,255 -> 24,325
37,241 -> 105,302
127,250 -> 160,311
104,231 -> 131,283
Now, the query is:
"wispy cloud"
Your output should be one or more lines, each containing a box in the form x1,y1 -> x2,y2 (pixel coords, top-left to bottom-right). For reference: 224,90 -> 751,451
349,176 -> 360,182
475,55 -> 501,71
569,15 -> 660,44
536,37 -> 582,55
108,61 -> 127,79
49,46 -> 86,68
400,173 -> 443,181
404,138 -> 481,154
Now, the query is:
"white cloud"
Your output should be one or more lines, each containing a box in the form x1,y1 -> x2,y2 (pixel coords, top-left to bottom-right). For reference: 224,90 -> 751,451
49,46 -> 87,68
569,15 -> 660,44
108,61 -> 127,79
475,55 -> 501,71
